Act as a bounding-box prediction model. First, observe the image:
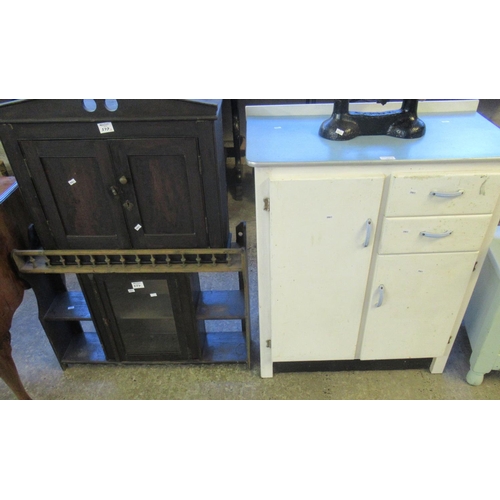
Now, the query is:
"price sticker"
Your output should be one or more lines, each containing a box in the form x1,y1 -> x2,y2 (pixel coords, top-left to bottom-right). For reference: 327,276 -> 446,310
335,128 -> 345,136
150,293 -> 158,298
131,282 -> 145,289
68,178 -> 77,186
98,122 -> 114,134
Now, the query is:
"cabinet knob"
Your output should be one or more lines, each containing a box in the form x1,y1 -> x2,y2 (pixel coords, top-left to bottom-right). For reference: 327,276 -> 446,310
119,176 -> 128,185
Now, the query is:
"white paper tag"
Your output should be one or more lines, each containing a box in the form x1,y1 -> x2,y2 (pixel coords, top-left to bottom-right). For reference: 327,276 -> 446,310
150,293 -> 158,298
67,306 -> 75,310
335,128 -> 345,136
68,178 -> 77,186
131,282 -> 144,289
380,156 -> 396,160
134,224 -> 142,231
128,289 -> 135,293
98,122 -> 114,134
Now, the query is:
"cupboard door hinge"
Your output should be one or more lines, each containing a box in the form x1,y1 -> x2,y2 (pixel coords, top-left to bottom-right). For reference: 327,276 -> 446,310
448,335 -> 453,345
264,198 -> 270,212
266,339 -> 272,348
205,216 -> 209,235
473,261 -> 479,272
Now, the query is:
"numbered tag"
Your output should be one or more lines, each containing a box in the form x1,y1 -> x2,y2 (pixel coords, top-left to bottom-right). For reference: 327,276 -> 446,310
98,122 -> 114,134
131,282 -> 145,289
68,178 -> 77,186
150,293 -> 158,298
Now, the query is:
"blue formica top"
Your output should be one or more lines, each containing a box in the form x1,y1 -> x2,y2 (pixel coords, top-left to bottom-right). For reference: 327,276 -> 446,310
246,104 -> 500,166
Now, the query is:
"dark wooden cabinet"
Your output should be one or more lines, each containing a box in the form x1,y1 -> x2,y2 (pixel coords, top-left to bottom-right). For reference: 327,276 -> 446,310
0,100 -> 238,366
0,99 -> 229,251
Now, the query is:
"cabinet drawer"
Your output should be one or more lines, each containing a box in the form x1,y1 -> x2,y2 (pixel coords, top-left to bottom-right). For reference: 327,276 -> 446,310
385,173 -> 500,217
378,215 -> 492,254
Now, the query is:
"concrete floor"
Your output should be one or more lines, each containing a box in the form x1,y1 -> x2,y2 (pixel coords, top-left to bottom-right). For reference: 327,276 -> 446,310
3,102 -> 500,400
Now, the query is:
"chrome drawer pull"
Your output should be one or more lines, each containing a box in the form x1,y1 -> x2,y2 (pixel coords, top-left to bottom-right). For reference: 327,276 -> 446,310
430,190 -> 464,198
420,230 -> 453,239
364,219 -> 373,248
376,285 -> 385,308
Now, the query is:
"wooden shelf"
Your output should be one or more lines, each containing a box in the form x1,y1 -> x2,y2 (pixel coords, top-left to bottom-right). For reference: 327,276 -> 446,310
61,331 -> 107,364
44,291 -> 91,321
201,332 -> 247,363
196,290 -> 245,320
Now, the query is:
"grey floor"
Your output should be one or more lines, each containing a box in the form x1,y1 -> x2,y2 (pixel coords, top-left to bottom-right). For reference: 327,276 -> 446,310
3,102 -> 500,400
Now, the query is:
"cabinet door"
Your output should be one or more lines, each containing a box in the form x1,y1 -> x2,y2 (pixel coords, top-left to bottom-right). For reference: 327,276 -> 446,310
269,175 -> 385,362
92,273 -> 202,362
20,140 -> 131,249
109,138 -> 207,249
361,252 -> 478,360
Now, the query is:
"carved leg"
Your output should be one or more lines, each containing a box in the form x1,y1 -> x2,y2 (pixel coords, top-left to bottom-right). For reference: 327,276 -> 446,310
0,330 -> 31,400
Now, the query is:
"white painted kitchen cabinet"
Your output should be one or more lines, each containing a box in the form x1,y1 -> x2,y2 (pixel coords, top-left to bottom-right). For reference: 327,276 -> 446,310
246,100 -> 500,378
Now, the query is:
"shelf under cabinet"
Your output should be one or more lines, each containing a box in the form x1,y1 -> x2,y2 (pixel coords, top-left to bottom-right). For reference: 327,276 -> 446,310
44,291 -> 91,321
196,290 -> 245,320
202,332 -> 247,363
61,331 -> 107,364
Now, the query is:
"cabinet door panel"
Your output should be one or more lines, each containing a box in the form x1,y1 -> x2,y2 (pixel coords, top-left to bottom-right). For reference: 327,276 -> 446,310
270,176 -> 385,362
361,252 -> 478,360
20,140 -> 131,249
93,274 -> 200,362
109,138 -> 207,248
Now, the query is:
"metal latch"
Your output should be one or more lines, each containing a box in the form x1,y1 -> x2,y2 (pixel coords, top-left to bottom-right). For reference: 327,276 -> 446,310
123,200 -> 134,211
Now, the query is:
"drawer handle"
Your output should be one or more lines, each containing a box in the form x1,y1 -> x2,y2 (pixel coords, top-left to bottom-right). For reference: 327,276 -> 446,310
376,285 -> 385,308
430,190 -> 464,198
420,230 -> 453,239
364,219 -> 373,248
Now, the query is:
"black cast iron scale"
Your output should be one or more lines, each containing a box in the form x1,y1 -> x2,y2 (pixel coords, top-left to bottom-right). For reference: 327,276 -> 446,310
319,99 -> 426,141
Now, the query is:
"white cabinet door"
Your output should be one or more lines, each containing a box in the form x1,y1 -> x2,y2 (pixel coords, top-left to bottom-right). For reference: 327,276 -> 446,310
361,252 -> 478,360
269,176 -> 385,362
